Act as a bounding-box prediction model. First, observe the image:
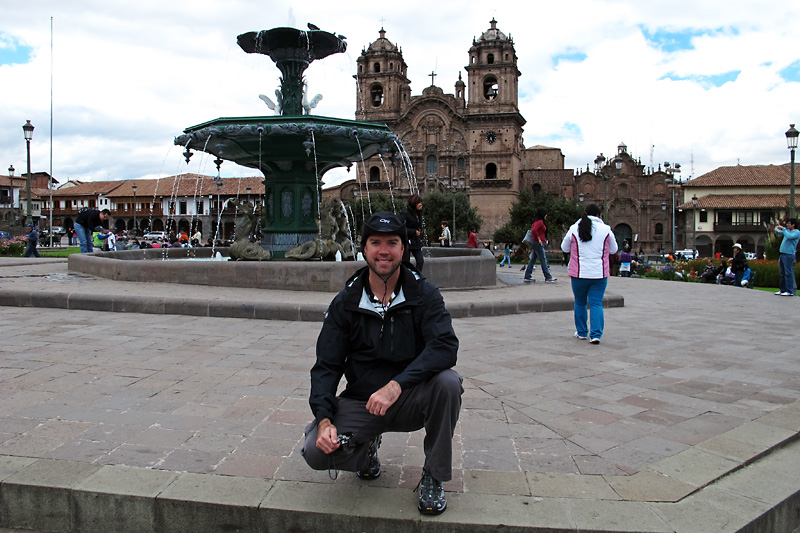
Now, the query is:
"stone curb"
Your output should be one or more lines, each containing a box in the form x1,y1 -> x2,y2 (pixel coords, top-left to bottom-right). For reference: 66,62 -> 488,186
0,288 -> 623,322
2,434 -> 800,532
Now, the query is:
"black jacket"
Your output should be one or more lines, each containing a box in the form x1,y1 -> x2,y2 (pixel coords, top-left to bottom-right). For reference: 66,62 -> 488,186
401,206 -> 423,251
731,250 -> 748,274
76,209 -> 105,230
309,265 -> 458,422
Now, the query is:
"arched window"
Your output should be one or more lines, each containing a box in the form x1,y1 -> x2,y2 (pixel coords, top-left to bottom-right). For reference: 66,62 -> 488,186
483,76 -> 498,100
655,223 -> 664,235
389,62 -> 393,70
426,155 -> 437,175
457,157 -> 465,170
487,53 -> 494,64
532,184 -> 542,194
485,163 -> 497,179
370,83 -> 384,107
369,166 -> 380,182
373,62 -> 381,73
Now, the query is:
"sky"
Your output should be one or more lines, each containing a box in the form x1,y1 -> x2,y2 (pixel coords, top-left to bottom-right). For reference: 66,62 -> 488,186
1,0 -> 799,188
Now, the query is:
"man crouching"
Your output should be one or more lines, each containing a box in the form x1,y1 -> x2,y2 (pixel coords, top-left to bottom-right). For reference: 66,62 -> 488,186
302,211 -> 462,515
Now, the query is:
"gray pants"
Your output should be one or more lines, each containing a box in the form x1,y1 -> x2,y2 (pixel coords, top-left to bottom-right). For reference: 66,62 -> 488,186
302,369 -> 463,482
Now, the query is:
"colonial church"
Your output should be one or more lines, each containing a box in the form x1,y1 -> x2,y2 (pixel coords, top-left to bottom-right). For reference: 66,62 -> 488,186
322,19 -> 565,236
324,19 -> 678,253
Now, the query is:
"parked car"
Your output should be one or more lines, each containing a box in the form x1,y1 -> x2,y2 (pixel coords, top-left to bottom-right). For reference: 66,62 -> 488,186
143,231 -> 167,241
0,230 -> 12,240
49,226 -> 67,237
744,252 -> 757,260
674,249 -> 699,259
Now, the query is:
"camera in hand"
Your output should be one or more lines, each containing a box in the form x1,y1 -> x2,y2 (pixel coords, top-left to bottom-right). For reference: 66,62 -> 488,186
336,432 -> 355,451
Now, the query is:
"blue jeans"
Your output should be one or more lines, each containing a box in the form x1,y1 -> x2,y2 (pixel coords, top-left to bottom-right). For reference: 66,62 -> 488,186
24,242 -> 40,257
779,253 -> 796,295
571,277 -> 608,339
524,241 -> 553,280
75,222 -> 93,253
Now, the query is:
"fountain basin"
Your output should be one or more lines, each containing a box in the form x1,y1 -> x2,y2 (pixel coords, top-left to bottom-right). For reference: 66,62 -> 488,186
68,248 -> 496,292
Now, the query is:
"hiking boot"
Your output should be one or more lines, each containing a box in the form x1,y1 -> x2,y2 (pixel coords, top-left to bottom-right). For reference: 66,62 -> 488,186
356,436 -> 381,480
416,470 -> 446,515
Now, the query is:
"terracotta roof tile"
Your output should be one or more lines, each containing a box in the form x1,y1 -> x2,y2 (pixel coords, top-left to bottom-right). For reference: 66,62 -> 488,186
677,194 -> 790,209
48,174 -> 265,198
686,164 -> 792,187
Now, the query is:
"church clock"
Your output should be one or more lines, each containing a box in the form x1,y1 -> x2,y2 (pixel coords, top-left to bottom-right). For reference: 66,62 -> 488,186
485,131 -> 497,144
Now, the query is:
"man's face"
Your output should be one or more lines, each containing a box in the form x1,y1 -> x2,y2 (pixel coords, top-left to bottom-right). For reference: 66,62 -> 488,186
364,233 -> 404,277
788,221 -> 796,230
99,212 -> 109,221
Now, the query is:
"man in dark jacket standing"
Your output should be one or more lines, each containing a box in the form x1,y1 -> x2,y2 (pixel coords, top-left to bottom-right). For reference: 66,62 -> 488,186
302,211 -> 461,515
24,223 -> 41,257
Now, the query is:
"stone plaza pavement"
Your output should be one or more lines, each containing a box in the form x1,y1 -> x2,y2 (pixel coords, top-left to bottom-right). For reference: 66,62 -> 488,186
0,257 -> 799,532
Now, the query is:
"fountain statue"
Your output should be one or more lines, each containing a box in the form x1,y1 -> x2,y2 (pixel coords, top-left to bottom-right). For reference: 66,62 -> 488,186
174,25 -> 399,259
228,199 -> 271,261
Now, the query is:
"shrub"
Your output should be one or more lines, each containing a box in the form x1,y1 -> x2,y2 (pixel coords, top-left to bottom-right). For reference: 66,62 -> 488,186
0,236 -> 26,257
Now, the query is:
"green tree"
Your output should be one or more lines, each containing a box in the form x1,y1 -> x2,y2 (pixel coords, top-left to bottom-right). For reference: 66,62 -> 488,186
493,190 -> 583,246
421,190 -> 482,245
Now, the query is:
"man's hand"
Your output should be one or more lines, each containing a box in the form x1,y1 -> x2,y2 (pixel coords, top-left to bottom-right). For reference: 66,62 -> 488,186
366,380 -> 402,416
315,418 -> 339,454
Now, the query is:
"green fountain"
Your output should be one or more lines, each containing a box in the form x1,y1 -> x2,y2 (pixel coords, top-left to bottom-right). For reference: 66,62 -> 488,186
175,26 -> 399,258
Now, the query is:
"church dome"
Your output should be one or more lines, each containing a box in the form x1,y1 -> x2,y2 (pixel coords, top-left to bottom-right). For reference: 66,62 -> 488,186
477,18 -> 509,43
367,28 -> 399,52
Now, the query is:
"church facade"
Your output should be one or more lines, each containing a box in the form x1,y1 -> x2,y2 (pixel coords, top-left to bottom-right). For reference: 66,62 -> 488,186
332,20 -> 565,239
323,19 -> 686,253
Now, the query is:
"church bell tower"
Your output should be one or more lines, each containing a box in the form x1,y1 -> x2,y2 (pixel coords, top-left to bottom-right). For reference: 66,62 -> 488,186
355,28 -> 410,123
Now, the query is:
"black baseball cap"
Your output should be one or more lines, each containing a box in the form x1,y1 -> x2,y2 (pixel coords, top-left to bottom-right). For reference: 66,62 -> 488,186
361,211 -> 406,248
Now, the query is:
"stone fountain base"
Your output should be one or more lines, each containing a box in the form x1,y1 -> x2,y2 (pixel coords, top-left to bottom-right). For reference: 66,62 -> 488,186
68,247 -> 496,292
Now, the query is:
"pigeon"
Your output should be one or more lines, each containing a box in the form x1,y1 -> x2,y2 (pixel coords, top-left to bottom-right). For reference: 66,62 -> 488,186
307,23 -> 320,31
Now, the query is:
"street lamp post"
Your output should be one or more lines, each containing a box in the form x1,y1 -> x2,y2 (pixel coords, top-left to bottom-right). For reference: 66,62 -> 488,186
22,120 -> 34,226
594,153 -> 609,217
132,183 -> 137,237
661,202 -> 667,253
786,124 -> 798,219
692,194 -> 698,257
5,165 -> 12,210
664,162 -> 681,252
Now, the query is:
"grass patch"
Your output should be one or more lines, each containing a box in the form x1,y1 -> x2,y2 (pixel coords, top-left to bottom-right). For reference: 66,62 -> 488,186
39,247 -> 80,258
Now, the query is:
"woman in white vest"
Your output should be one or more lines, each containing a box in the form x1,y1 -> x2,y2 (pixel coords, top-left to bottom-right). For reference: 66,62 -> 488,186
561,204 -> 618,344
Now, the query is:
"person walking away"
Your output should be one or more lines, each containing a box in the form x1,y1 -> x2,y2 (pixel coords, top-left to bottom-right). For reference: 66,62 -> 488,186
730,243 -> 748,288
24,223 -> 41,258
438,221 -> 451,247
302,212 -> 462,516
74,208 -> 111,253
561,204 -> 618,344
499,243 -> 512,267
401,194 -> 425,272
524,207 -> 556,283
467,228 -> 479,248
775,218 -> 799,296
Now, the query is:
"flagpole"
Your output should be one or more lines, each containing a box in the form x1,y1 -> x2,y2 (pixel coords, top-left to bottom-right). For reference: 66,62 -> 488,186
49,16 -> 54,245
